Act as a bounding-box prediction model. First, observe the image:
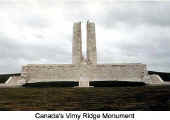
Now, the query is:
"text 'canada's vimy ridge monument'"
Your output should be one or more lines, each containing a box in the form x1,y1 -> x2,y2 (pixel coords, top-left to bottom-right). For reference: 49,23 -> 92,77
0,21 -> 164,87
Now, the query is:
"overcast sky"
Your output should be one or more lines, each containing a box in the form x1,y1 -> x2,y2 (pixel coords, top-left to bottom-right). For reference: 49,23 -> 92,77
0,0 -> 170,73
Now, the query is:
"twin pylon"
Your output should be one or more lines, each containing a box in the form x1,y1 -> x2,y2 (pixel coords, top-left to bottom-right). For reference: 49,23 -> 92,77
72,21 -> 97,65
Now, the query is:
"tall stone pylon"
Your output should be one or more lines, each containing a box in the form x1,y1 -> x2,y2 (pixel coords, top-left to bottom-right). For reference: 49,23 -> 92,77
72,22 -> 82,64
87,21 -> 97,64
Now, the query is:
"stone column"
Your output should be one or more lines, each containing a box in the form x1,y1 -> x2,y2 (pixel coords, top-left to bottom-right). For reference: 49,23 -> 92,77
72,22 -> 82,65
87,21 -> 97,65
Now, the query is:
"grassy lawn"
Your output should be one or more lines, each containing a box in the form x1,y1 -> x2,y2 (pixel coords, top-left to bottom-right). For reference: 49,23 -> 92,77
0,86 -> 170,111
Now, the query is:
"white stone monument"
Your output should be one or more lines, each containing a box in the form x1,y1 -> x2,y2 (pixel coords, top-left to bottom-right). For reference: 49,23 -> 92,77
0,21 -> 164,87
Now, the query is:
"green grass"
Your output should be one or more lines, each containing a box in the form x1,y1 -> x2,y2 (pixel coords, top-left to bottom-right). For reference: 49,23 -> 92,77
0,86 -> 170,111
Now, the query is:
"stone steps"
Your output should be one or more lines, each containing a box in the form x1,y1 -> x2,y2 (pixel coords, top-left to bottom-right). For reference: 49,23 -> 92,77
149,75 -> 164,85
4,76 -> 26,86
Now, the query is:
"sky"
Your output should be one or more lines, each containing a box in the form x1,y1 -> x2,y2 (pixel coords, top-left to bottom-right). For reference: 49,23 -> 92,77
0,0 -> 170,73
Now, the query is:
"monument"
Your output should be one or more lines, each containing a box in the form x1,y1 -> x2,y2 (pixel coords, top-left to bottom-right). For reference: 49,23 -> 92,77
0,21 -> 164,87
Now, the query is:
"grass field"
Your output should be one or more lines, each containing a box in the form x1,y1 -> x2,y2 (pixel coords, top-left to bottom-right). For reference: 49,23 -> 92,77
0,86 -> 170,111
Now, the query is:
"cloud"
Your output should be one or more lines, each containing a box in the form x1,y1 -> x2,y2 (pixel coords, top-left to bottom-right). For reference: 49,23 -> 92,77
0,0 -> 170,73
94,2 -> 170,28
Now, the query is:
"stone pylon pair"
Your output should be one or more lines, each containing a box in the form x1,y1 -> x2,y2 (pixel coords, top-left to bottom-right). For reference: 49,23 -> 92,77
72,21 -> 97,87
72,21 -> 97,65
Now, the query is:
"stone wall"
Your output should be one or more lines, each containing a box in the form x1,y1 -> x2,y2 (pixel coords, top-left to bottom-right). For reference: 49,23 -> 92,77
21,64 -> 80,83
94,63 -> 147,82
21,63 -> 147,84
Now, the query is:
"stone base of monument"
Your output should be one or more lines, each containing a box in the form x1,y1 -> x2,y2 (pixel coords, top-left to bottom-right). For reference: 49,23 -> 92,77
75,80 -> 93,87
